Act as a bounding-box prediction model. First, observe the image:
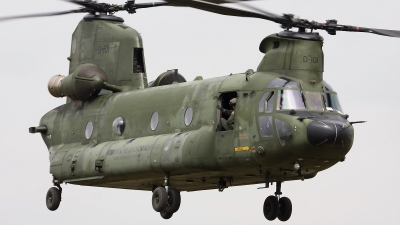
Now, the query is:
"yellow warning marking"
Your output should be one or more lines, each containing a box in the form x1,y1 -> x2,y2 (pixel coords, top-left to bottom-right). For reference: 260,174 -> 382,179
235,146 -> 249,152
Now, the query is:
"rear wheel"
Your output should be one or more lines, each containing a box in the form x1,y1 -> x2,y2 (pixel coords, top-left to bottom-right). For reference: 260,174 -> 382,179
152,187 -> 168,212
46,187 -> 61,211
278,197 -> 292,221
160,210 -> 173,219
166,188 -> 181,213
263,195 -> 279,221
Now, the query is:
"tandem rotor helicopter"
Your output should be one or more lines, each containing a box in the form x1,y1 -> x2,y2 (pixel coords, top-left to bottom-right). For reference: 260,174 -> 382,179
2,0 -> 400,222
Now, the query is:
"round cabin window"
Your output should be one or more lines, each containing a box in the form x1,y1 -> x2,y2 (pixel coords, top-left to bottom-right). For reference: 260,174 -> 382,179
112,117 -> 125,136
85,121 -> 93,139
184,107 -> 193,126
150,112 -> 159,131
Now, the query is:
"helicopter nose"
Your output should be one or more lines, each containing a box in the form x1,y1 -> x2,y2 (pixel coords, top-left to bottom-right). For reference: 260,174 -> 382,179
307,120 -> 353,148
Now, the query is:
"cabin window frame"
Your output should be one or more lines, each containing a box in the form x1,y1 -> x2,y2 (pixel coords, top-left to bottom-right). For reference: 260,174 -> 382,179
150,111 -> 159,131
184,106 -> 194,126
85,121 -> 93,139
112,116 -> 126,136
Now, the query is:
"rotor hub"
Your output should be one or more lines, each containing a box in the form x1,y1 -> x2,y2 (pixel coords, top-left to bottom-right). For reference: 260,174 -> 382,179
83,14 -> 124,22
277,30 -> 324,41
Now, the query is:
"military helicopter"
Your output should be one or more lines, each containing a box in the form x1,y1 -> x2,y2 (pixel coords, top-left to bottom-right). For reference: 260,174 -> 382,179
2,0 -> 400,222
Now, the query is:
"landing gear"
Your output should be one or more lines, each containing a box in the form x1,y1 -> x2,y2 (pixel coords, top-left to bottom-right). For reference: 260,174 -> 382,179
152,187 -> 168,212
218,178 -> 227,192
262,181 -> 293,222
160,210 -> 174,219
46,182 -> 62,211
152,173 -> 181,219
165,188 -> 181,213
263,196 -> 279,220
278,197 -> 292,221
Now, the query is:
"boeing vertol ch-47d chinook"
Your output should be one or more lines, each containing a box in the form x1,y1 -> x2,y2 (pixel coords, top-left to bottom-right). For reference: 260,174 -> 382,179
2,0 -> 400,222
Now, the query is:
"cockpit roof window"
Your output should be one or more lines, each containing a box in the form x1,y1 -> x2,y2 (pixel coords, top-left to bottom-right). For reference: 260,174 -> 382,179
323,81 -> 335,92
267,77 -> 299,89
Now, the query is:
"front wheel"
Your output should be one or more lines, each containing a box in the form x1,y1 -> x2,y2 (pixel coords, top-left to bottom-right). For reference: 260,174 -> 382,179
278,197 -> 292,221
46,187 -> 61,211
263,195 -> 279,221
152,187 -> 168,212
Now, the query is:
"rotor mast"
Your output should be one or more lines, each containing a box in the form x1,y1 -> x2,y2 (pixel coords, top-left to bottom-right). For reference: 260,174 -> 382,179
257,31 -> 324,83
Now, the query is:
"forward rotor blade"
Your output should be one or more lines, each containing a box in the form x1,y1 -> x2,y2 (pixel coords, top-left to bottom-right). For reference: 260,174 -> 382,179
315,23 -> 400,38
0,9 -> 85,22
346,26 -> 400,38
135,2 -> 170,9
192,0 -> 257,4
165,0 -> 288,24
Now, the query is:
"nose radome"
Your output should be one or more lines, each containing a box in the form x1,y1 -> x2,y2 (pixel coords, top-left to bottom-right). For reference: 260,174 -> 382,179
307,120 -> 353,148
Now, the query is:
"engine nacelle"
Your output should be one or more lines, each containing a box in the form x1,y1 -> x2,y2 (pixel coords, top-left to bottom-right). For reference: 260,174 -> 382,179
48,64 -> 107,101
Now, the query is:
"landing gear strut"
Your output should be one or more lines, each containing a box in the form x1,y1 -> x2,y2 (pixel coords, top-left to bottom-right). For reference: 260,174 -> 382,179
151,172 -> 181,219
218,178 -> 227,192
46,180 -> 62,211
263,181 -> 292,222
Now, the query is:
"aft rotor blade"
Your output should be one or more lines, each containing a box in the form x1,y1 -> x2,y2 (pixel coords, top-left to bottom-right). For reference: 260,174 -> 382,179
165,0 -> 288,24
215,0 -> 271,15
0,9 -> 85,22
67,0 -> 93,7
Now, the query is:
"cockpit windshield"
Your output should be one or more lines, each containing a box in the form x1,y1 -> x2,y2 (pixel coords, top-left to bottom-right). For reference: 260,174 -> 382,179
304,92 -> 325,111
277,90 -> 306,110
264,78 -> 343,112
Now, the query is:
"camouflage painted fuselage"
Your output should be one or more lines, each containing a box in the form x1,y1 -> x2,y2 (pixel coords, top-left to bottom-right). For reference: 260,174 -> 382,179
36,17 -> 354,192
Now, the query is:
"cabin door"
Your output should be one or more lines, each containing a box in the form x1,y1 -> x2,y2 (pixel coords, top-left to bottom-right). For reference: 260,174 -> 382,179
215,91 -> 253,166
214,92 -> 236,167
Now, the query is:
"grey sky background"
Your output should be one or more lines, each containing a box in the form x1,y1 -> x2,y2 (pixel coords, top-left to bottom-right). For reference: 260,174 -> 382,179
1,0 -> 400,224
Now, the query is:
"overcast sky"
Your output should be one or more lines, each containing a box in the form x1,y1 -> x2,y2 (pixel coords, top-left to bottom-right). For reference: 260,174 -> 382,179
1,0 -> 400,224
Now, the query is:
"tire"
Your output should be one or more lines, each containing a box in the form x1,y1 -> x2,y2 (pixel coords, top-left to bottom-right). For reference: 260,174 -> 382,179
160,210 -> 174,219
166,188 -> 181,213
46,187 -> 61,211
152,187 -> 168,212
278,197 -> 292,221
263,195 -> 279,221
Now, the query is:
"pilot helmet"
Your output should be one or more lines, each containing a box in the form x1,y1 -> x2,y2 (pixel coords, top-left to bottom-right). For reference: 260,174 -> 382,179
229,98 -> 237,105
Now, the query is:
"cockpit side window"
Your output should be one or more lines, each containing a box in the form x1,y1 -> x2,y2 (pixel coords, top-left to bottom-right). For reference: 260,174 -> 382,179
277,90 -> 306,110
259,116 -> 274,137
323,81 -> 344,113
259,92 -> 274,112
324,92 -> 343,113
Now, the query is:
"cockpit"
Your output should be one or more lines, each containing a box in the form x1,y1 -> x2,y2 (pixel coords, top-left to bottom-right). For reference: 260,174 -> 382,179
257,77 -> 346,146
